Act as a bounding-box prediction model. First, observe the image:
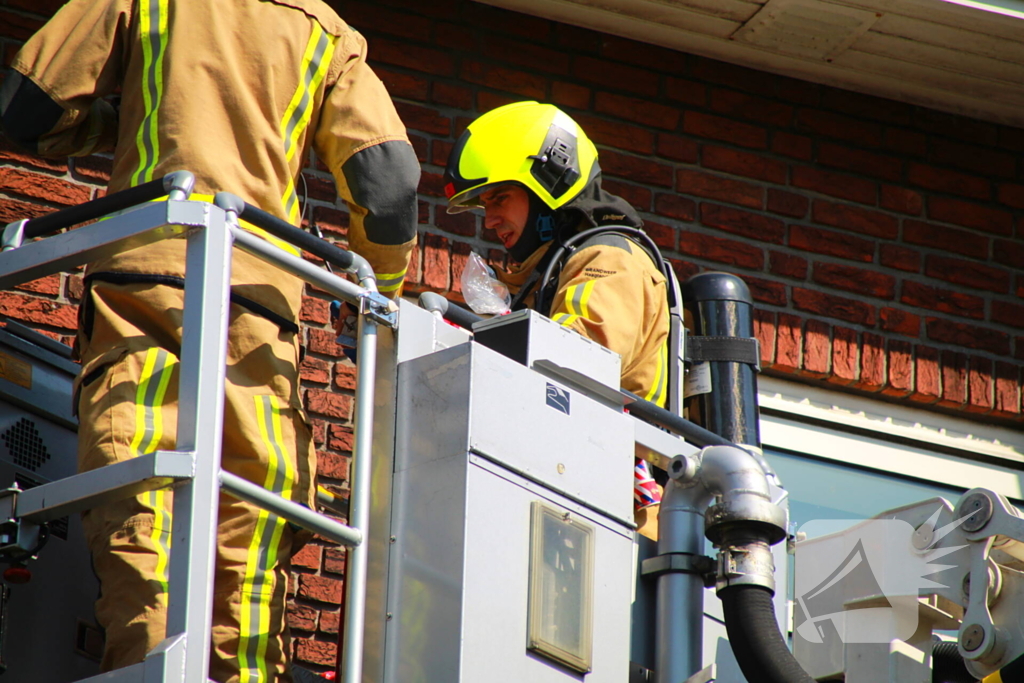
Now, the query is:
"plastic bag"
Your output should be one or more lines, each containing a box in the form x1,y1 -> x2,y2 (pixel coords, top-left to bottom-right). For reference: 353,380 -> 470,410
461,251 -> 511,315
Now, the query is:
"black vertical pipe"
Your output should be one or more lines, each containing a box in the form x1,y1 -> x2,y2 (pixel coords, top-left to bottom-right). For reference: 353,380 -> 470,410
682,272 -> 760,446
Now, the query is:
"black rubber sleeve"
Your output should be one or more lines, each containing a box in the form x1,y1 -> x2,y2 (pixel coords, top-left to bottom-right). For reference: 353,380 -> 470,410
22,176 -> 170,240
932,641 -> 979,683
720,585 -> 815,683
620,390 -> 733,448
238,202 -> 355,272
445,301 -> 484,329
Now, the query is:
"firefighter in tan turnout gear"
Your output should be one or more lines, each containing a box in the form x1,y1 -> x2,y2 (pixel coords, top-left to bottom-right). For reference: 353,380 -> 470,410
443,101 -> 670,538
0,0 -> 419,680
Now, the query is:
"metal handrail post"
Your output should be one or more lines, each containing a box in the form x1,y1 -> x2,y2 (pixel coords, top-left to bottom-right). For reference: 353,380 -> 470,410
164,205 -> 235,681
340,297 -> 381,683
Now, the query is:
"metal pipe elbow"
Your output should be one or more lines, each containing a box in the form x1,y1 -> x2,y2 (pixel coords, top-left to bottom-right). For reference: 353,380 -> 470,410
697,445 -> 786,547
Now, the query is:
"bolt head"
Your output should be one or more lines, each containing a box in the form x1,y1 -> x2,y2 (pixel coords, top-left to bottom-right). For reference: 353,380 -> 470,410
961,623 -> 985,652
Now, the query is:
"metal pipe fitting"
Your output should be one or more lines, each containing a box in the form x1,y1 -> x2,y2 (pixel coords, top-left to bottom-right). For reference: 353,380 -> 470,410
163,170 -> 196,200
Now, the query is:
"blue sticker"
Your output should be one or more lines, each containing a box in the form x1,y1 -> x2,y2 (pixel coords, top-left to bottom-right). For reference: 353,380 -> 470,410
545,383 -> 570,415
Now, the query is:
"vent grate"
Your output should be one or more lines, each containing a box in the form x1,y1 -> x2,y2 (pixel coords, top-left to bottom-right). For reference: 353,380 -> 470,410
2,417 -> 51,472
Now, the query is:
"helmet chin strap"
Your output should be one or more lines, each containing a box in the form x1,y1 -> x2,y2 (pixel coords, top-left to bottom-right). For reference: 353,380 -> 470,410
508,191 -> 578,263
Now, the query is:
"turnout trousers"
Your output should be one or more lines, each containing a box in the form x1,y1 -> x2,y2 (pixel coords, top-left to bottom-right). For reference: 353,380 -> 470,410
74,274 -> 315,683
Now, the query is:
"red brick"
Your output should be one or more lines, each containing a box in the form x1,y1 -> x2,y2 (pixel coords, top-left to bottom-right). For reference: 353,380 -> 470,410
775,313 -> 802,372
307,328 -> 344,357
992,301 -> 1024,329
0,293 -> 77,330
372,39 -> 456,76
654,194 -> 696,222
324,547 -> 347,576
709,89 -> 793,127
475,91 -> 520,114
821,90 -> 913,126
769,251 -> 808,279
300,356 -> 331,385
967,357 -> 994,413
677,170 -> 763,210
312,206 -> 348,238
327,423 -> 354,453
789,225 -> 874,262
668,258 -> 700,282
702,146 -> 786,184
656,134 -> 699,163
691,57 -> 776,98
483,35 -> 570,75
334,358 -> 357,391
879,244 -> 920,273
297,573 -> 343,604
306,388 -> 352,420
916,109 -> 997,146
555,24 -> 603,54
879,307 -> 921,336
1000,126 -> 1024,153
342,2 -> 433,39
602,179 -> 651,211
0,137 -> 67,173
460,61 -> 547,100
451,241 -> 472,296
994,362 -> 1021,416
394,102 -> 450,137
811,201 -> 897,239
884,340 -> 914,397
930,140 -> 1016,179
294,639 -> 337,667
903,220 -> 988,260
677,230 -> 764,270
883,127 -> 927,157
855,333 -> 886,392
745,276 -> 787,306
813,262 -> 895,299
771,132 -> 812,161
817,143 -> 902,183
550,82 -> 591,111
431,139 -> 453,168
797,109 -> 882,148
435,210 -> 476,238
600,150 -> 673,187
901,281 -> 984,320
684,112 -> 767,150
665,77 -> 707,107
938,351 -> 968,407
927,319 -> 1010,355
700,204 -> 784,243
754,309 -> 776,368
997,183 -> 1024,210
292,544 -> 322,571
375,67 -> 429,101
803,319 -> 830,377
928,196 -> 1013,236
422,233 -> 451,290
793,288 -> 875,326
925,255 -> 1010,293
880,186 -> 922,215
791,167 -> 876,205
320,609 -> 340,636
66,274 -> 84,301
830,326 -> 858,386
595,92 -> 679,130
317,450 -> 350,480
572,56 -> 658,97
287,603 -> 318,633
0,11 -> 43,40
299,297 -> 330,325
14,274 -> 61,296
0,167 -> 91,206
644,221 -> 677,251
767,190 -> 808,219
463,2 -> 552,40
575,113 -> 655,155
309,419 -> 326,449
776,76 -> 821,107
911,345 -> 940,404
907,163 -> 990,201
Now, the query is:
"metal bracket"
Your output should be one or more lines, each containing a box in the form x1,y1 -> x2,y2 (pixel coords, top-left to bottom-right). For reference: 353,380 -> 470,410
641,552 -> 715,585
0,220 -> 27,252
684,663 -> 717,683
0,486 -> 43,561
359,290 -> 398,329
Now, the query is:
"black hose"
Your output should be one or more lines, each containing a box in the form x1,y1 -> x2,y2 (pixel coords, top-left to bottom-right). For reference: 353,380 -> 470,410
21,175 -> 171,239
620,390 -> 733,448
416,291 -> 483,330
720,585 -> 815,683
932,641 -> 979,683
238,202 -> 355,272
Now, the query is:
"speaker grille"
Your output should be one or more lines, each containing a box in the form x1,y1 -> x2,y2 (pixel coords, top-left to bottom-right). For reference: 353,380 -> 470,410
2,417 -> 51,472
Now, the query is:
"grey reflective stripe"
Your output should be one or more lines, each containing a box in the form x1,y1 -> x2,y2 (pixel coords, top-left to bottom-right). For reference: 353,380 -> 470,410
132,0 -> 168,186
141,349 -> 171,446
282,28 -> 330,156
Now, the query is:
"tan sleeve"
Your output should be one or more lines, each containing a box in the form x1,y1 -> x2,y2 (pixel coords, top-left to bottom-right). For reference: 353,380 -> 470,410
313,30 -> 419,297
8,0 -> 130,157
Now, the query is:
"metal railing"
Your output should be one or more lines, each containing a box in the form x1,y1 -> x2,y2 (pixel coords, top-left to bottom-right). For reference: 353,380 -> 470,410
0,171 -> 391,683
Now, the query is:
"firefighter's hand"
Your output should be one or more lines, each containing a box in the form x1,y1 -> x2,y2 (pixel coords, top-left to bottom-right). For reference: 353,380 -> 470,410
330,300 -> 358,364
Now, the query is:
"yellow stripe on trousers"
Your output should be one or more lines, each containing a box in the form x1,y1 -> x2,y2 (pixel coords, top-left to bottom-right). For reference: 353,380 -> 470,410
280,22 -> 338,223
129,348 -> 177,601
643,340 -> 668,408
239,395 -> 296,683
132,0 -> 169,186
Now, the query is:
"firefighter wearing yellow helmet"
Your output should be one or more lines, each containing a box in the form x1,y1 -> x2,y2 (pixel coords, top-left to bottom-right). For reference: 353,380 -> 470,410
445,101 -> 670,539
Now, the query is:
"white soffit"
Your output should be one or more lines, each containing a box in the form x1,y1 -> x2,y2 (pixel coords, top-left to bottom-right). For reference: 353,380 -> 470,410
475,0 -> 1024,129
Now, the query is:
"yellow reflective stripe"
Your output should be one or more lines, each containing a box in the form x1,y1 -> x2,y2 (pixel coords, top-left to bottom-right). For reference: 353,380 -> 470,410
644,341 -> 668,407
577,280 -> 596,318
376,266 -> 408,293
982,673 -> 1003,683
280,23 -> 338,223
553,312 -> 580,328
132,0 -> 169,186
240,396 -> 296,682
130,348 -> 177,601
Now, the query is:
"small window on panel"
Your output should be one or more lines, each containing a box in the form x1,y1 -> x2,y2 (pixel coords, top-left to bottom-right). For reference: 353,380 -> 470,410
527,501 -> 595,674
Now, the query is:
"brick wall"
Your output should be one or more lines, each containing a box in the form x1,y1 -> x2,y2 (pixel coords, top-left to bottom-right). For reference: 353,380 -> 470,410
1,0 -> 1022,673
